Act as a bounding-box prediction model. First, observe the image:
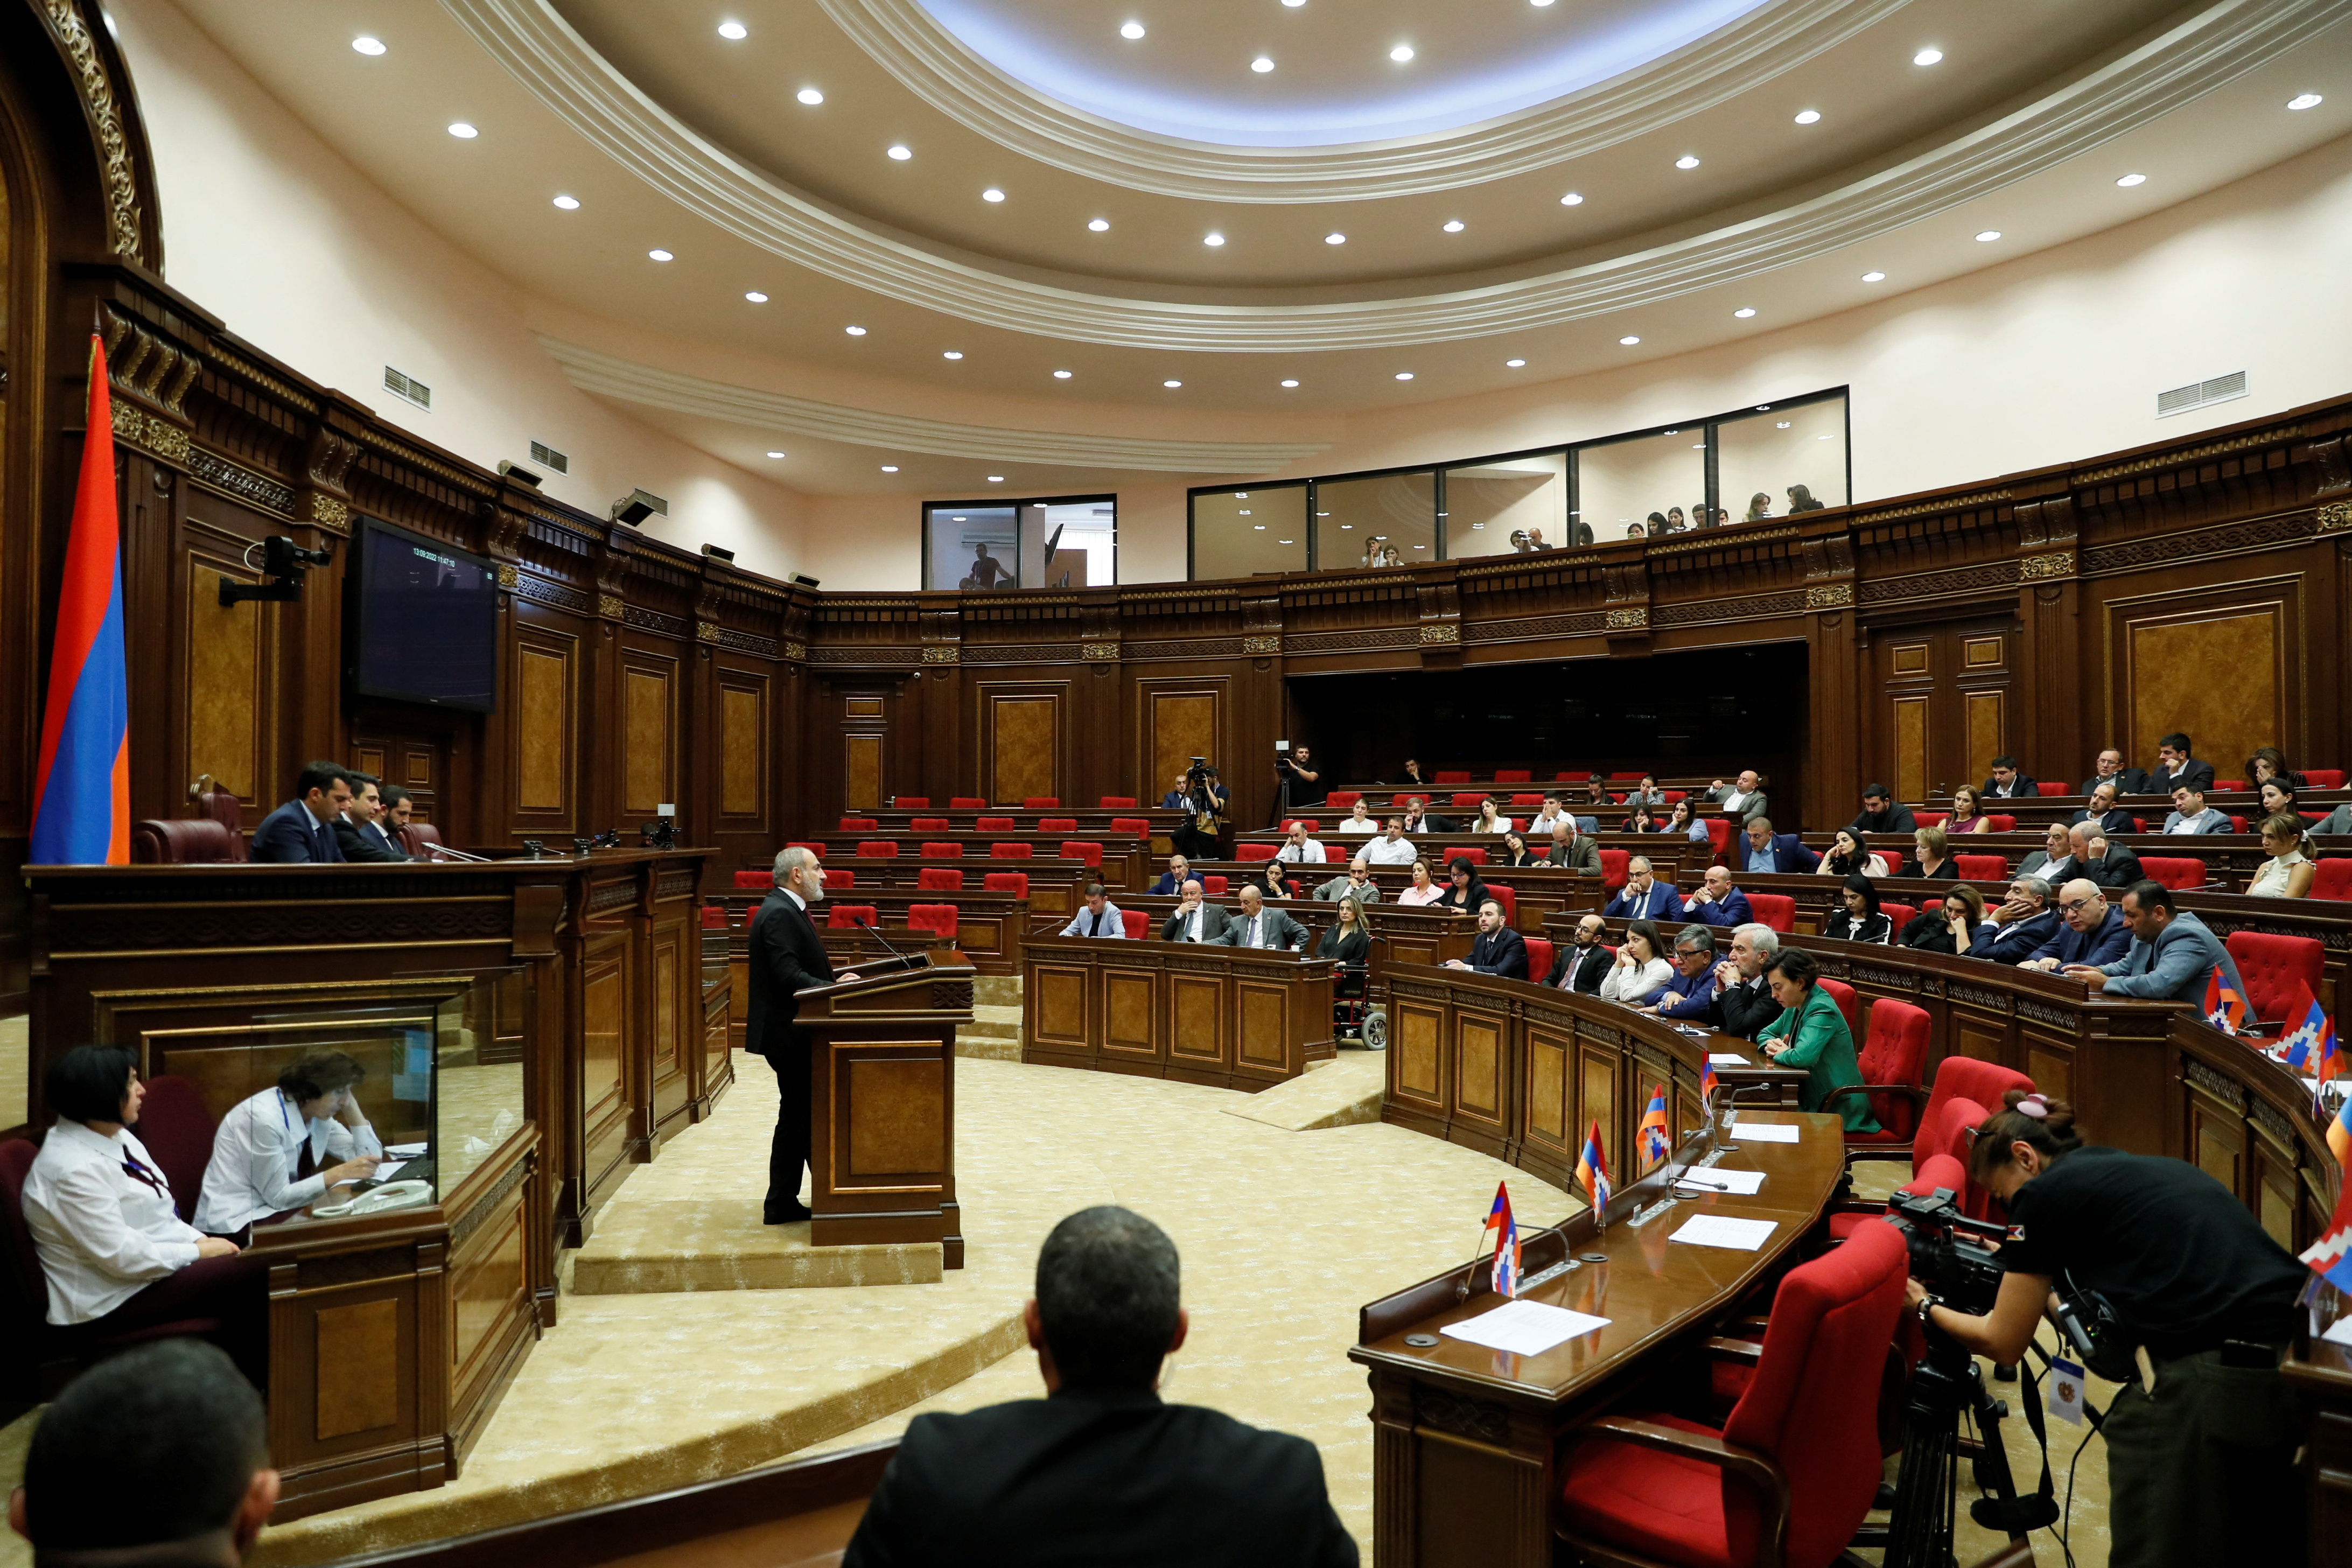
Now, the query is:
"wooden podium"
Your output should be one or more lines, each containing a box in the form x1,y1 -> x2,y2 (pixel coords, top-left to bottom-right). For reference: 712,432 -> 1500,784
796,950 -> 974,1267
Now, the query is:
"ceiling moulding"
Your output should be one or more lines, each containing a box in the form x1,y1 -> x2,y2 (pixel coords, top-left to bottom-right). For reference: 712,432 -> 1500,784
536,335 -> 1331,473
814,0 -> 1908,202
445,0 -> 2341,352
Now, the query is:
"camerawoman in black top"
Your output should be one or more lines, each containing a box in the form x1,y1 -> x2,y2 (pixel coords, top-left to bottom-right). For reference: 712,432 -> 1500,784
1908,1091 -> 2305,1568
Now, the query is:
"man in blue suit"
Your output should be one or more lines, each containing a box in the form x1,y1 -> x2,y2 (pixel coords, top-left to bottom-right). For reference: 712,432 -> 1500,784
1736,817 -> 1819,875
2019,879 -> 2132,971
2074,880 -> 2245,1004
251,761 -> 352,864
1680,865 -> 1752,928
1604,855 -> 1684,921
1970,876 -> 2063,964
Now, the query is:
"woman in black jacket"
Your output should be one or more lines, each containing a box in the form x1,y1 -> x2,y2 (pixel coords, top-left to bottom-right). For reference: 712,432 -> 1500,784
1899,886 -> 1987,955
1432,856 -> 1490,916
1498,830 -> 1542,868
1822,874 -> 1892,944
1317,895 -> 1371,966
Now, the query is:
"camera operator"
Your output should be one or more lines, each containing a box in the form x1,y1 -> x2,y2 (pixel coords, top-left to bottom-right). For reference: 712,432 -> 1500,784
1905,1090 -> 2306,1567
1170,761 -> 1229,863
1271,745 -> 1323,823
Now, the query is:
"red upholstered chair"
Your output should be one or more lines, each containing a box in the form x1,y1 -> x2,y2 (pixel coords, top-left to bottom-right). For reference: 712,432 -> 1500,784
977,816 -> 1016,831
1485,884 -> 1516,924
701,904 -> 730,930
2138,856 -> 2206,891
2216,780 -> 2247,793
1120,909 -> 1149,940
907,905 -> 958,940
910,817 -> 950,832
1704,816 -> 1734,860
2313,859 -> 2352,902
1609,772 -> 1647,781
1817,978 -> 1861,1042
1456,848 -> 1488,865
2036,781 -> 2068,796
2229,815 -> 2250,834
2308,769 -> 2347,789
1599,849 -> 1629,891
1828,998 -> 1932,1153
1556,771 -> 1581,781
916,867 -> 964,891
895,797 -> 930,808
1747,893 -> 1796,933
1555,1220 -> 1907,1568
1023,797 -> 1061,809
1878,852 -> 1905,877
786,841 -> 826,858
983,871 -> 1029,897
827,869 -> 855,888
1878,901 -> 1917,933
949,797 -> 987,809
839,817 -> 878,831
1509,793 -> 1544,807
1059,841 -> 1104,866
192,780 -> 249,860
1436,770 -> 1472,784
1983,814 -> 2015,832
1913,810 -> 1948,828
1912,1060 -> 2034,1178
919,842 -> 964,858
1101,795 -> 1138,807
1663,790 -> 1687,803
2129,816 -> 2148,834
2226,931 -> 2323,1026
1284,819 -> 1321,833
1110,817 -> 1151,837
990,843 -> 1033,859
135,1076 -> 218,1224
130,819 -> 241,864
1952,854 -> 2007,881
732,869 -> 772,888
1325,791 -> 1361,811
396,821 -> 444,858
1040,817 -> 1079,832
1451,793 -> 1483,808
1523,936 -> 1554,979
825,903 -> 878,929
1203,876 -> 1228,894
1495,769 -> 1532,783
1238,844 -> 1278,863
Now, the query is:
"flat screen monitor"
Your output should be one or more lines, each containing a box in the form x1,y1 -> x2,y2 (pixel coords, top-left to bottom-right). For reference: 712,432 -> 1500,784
348,518 -> 499,712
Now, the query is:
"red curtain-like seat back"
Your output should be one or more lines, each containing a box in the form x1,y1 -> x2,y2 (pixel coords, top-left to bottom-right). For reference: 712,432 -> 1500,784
701,904 -> 729,930
1920,1059 -> 2033,1166
1023,797 -> 1060,809
990,843 -> 1032,859
919,842 -> 963,859
825,904 -> 877,930
1704,817 -> 1734,859
983,871 -> 1028,897
1039,817 -> 1078,832
1952,854 -> 2007,881
1816,978 -> 1860,1042
1521,937 -> 1553,980
2138,856 -> 2205,891
1484,884 -> 1516,924
1855,999 -> 1930,1142
1455,847 -> 1488,865
977,816 -> 1016,831
895,797 -> 930,808
1434,771 -> 1472,784
1878,901 -> 1916,932
949,797 -> 986,809
1324,792 -> 1361,811
1747,893 -> 1796,933
1983,814 -> 2015,832
2225,931 -> 2323,1025
136,1076 -> 217,1224
1237,844 -> 1277,863
786,841 -> 825,858
1059,841 -> 1103,866
839,817 -> 878,831
1450,793 -> 1482,808
1100,796 -> 1137,807
1120,910 -> 1148,940
2307,769 -> 2347,789
2035,781 -> 2068,796
1495,769 -> 1532,783
827,869 -> 855,888
1202,875 -> 1228,894
907,905 -> 957,939
1109,817 -> 1150,837
917,867 -> 964,891
1598,849 -> 1628,891
732,869 -> 772,888
909,817 -> 950,832
2312,859 -> 2352,902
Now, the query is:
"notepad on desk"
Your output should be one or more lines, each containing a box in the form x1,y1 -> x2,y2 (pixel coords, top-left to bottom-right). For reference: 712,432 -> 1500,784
1670,1215 -> 1778,1251
1726,1119 -> 1800,1143
1439,1298 -> 1611,1357
1706,1053 -> 1749,1065
1676,1167 -> 1767,1195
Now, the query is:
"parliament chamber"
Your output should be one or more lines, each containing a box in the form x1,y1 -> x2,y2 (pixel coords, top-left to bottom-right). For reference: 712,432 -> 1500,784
3,3 -> 2352,1566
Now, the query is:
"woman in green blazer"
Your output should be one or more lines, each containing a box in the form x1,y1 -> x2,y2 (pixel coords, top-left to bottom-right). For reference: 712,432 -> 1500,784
1754,948 -> 1880,1133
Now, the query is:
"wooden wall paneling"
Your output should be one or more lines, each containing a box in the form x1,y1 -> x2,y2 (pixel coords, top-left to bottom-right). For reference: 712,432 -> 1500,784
1135,677 -> 1227,809
1891,694 -> 1928,805
978,682 -> 1066,805
619,646 -> 680,820
1804,609 -> 1859,832
180,514 -> 277,808
2106,578 -> 2298,785
510,620 -> 579,839
717,668 -> 768,824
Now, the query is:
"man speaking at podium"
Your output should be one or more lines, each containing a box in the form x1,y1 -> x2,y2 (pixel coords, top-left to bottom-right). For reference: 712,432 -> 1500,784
747,846 -> 858,1226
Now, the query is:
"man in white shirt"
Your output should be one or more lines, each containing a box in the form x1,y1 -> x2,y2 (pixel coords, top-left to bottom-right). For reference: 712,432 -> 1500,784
195,1053 -> 384,1237
1274,822 -> 1327,865
1058,884 -> 1129,939
1159,880 -> 1233,943
1525,794 -> 1570,837
2161,785 -> 2231,835
1364,819 -> 1417,866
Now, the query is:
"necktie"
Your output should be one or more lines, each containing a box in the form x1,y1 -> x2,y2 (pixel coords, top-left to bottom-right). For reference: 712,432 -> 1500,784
1249,916 -> 1261,948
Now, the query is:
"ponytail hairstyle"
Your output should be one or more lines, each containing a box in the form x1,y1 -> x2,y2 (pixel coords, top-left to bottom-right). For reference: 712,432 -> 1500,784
1966,1090 -> 2085,1186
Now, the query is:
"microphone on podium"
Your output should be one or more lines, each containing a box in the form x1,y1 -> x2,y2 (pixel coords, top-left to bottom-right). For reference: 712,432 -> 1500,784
854,916 -> 917,973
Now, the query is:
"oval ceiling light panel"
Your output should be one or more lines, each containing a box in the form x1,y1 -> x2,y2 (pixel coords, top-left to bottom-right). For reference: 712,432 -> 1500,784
717,20 -> 747,39
552,194 -> 580,209
1390,45 -> 1415,62
2288,93 -> 2323,110
1618,335 -> 1640,345
1280,379 -> 1300,387
887,144 -> 912,159
1251,57 -> 1275,73
745,290 -> 768,302
766,450 -> 785,458
797,88 -> 824,104
880,465 -> 899,472
1163,379 -> 1183,387
1203,232 -> 1226,246
1443,219 -> 1464,232
982,187 -> 1006,201
1975,229 -> 2001,241
1394,371 -> 1413,380
1674,154 -> 1700,169
1087,218 -> 1110,231
1913,47 -> 1943,65
1861,270 -> 1886,282
1120,20 -> 1145,39
352,36 -> 386,55
1325,232 -> 1346,244
845,324 -> 867,334
1559,191 -> 1584,206
1053,369 -> 1073,377
647,248 -> 673,261
1505,358 -> 1526,367
1733,306 -> 1755,317
1793,109 -> 1821,124
447,122 -> 479,138
943,350 -> 964,359
2116,172 -> 2146,187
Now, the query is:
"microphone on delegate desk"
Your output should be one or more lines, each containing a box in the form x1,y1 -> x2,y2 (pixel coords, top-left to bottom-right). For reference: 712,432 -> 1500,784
853,916 -> 918,974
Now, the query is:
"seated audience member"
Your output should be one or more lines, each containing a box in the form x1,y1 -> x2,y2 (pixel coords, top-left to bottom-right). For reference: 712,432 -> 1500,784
1620,801 -> 1660,835
333,772 -> 411,862
2258,779 -> 2302,821
1739,816 -> 1819,874
1896,825 -> 1956,880
2020,879 -> 2132,971
2078,827 -> 2144,891
1660,797 -> 1710,842
1706,769 -> 1769,824
1364,818 -> 1417,866
1546,821 -> 1602,874
1786,482 -> 1826,513
1971,876 -> 2061,964
1525,794 -> 1570,837
2314,800 -> 2352,837
2018,821 -> 2076,882
1058,884 -> 1129,939
2080,747 -> 2151,797
1622,774 -> 1667,809
2161,786 -> 2231,835
1848,784 -> 1917,837
1220,885 -> 1308,951
1744,491 -> 1773,521
1980,756 -> 2036,800
1238,863 -> 1294,903
1160,772 -> 1193,810
1316,897 -> 1371,968
1432,856 -> 1490,917
2248,813 -> 2317,899
250,760 -> 353,864
2070,781 -> 2134,836
1333,800 -> 1380,834
1709,925 -> 1782,1039
1579,775 -> 1616,812
1899,886 -> 1987,955
2070,880 -> 2244,1003
1445,900 -> 1527,979
1544,915 -> 1614,994
841,1206 -> 1357,1568
1642,925 -> 1719,1021
1681,865 -> 1752,928
1823,874 -> 1892,944
1816,828 -> 1889,879
1312,859 -> 1381,904
1664,506 -> 1688,532
1946,785 -> 1991,835
1147,855 -> 1192,897
194,1052 -> 382,1240
1160,880 -> 1231,944
1497,830 -> 1542,869
2247,746 -> 2307,793
1640,514 -> 1665,537
1398,759 -> 1431,789
1396,858 -> 1446,906
1755,949 -> 1877,1130
1599,921 -> 1672,1005
2148,732 -> 2216,796
1275,822 -> 1328,865
1469,797 -> 1511,835
23,1046 -> 265,1384
1604,856 -> 1684,921
10,1340 -> 279,1568
1396,797 -> 1441,837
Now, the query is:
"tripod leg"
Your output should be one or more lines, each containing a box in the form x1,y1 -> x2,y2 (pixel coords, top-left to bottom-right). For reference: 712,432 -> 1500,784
1880,1370 -> 1961,1568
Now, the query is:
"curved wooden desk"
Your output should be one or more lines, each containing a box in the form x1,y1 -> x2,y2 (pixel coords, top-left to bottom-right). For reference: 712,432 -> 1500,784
1019,934 -> 1338,1089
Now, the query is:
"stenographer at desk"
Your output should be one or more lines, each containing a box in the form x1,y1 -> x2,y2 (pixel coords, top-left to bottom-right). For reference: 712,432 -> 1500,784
195,1051 -> 384,1241
1906,1090 -> 2306,1568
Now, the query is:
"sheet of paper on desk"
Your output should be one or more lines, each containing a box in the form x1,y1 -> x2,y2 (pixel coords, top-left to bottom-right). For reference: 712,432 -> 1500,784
1439,1299 -> 1611,1357
2324,1315 -> 2352,1348
1707,1053 -> 1749,1065
372,1160 -> 407,1181
383,1143 -> 428,1159
1677,1167 -> 1767,1195
1726,1119 -> 1800,1143
1671,1215 -> 1779,1251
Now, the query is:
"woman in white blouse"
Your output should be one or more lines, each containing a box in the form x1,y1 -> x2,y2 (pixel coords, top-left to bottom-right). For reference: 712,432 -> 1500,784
2246,813 -> 2317,899
1600,921 -> 1673,1005
1335,800 -> 1380,834
1469,797 -> 1511,834
195,1051 -> 383,1238
1396,858 -> 1446,906
22,1045 -> 265,1380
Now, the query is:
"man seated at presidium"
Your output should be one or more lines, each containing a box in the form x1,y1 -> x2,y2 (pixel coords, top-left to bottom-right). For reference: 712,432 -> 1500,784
2066,880 -> 2244,1002
1274,822 -> 1328,864
747,847 -> 856,1226
2071,780 -> 2135,836
1604,856 -> 1683,921
250,760 -> 352,863
843,1206 -> 1356,1567
1147,854 -> 1191,896
1709,924 -> 1783,1039
1220,885 -> 1307,951
1159,880 -> 1230,943
2162,785 -> 2231,835
1754,949 -> 1878,1131
2148,731 -> 2216,796
1738,816 -> 1818,874
1969,876 -> 2061,964
194,1051 -> 383,1240
1545,820 -> 1602,873
1058,884 -> 1128,939
1979,755 -> 2037,799
1444,899 -> 1526,979
332,770 -> 412,862
1636,925 -> 1718,1021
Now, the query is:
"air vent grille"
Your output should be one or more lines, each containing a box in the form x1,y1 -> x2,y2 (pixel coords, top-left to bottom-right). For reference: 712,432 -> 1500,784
383,366 -> 431,410
2155,371 -> 2246,418
529,439 -> 570,474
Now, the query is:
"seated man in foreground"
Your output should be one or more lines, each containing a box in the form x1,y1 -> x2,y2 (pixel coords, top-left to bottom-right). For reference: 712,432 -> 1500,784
844,1205 -> 1357,1567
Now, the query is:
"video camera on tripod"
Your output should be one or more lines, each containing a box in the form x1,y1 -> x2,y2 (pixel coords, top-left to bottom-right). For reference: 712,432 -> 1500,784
1885,1187 -> 2006,1314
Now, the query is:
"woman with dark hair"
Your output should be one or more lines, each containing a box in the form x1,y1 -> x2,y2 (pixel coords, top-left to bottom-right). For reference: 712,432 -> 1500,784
1316,895 -> 1371,967
1498,830 -> 1541,868
1644,512 -> 1668,536
2258,779 -> 2300,820
1661,796 -> 1709,842
195,1051 -> 384,1238
1786,482 -> 1825,512
1816,828 -> 1889,880
1665,506 -> 1688,531
1396,858 -> 1445,907
1599,921 -> 1671,1005
1910,1090 -> 2306,1568
1899,885 -> 1987,954
1947,785 -> 1991,835
1620,801 -> 1659,834
1754,949 -> 1877,1130
1432,855 -> 1490,916
2246,746 -> 2305,792
21,1045 -> 266,1383
1822,874 -> 1891,943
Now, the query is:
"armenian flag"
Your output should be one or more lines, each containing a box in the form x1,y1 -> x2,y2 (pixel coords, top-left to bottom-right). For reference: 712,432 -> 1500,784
2319,1012 -> 2346,1119
2203,964 -> 2250,1037
1483,1181 -> 1520,1298
1700,1058 -> 1721,1107
29,336 -> 129,866
2331,1089 -> 2352,1170
1639,1084 -> 1671,1170
2283,980 -> 2327,1070
1576,1121 -> 1612,1218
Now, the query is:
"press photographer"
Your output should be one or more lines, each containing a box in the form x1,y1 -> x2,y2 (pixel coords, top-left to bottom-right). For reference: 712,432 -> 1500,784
1906,1090 -> 2307,1568
1169,760 -> 1229,862
1271,744 -> 1322,822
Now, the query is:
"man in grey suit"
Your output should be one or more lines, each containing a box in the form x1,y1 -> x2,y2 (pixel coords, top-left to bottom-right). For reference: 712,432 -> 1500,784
2160,785 -> 2232,836
1159,880 -> 1233,943
1311,859 -> 1381,903
1545,821 -> 1602,873
2069,880 -> 2244,1003
1705,769 -> 1769,824
1219,884 -> 1308,951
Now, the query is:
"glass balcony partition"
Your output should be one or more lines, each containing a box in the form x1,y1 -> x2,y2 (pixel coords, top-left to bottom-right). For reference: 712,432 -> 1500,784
1716,397 -> 1849,522
1443,454 -> 1569,558
1577,430 -> 1708,541
1314,471 -> 1435,569
1192,485 -> 1308,578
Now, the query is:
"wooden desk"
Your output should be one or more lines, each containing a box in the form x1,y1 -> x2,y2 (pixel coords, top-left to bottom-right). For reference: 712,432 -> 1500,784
807,833 -> 1149,893
1352,1113 -> 1846,1567
1105,892 -> 1478,1002
1020,934 -> 1337,1090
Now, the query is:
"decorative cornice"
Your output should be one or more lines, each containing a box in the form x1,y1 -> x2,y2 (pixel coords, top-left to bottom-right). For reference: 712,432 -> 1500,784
920,643 -> 962,664
496,564 -> 519,588
2316,501 -> 2352,535
1241,634 -> 1281,655
810,645 -> 921,666
1418,622 -> 1461,645
186,447 -> 293,515
41,0 -> 144,263
109,401 -> 190,466
301,492 -> 351,533
2075,424 -> 2301,485
597,592 -> 625,619
1853,489 -> 2011,527
2017,549 -> 2075,580
1858,560 -> 2021,604
1804,582 -> 1854,608
1605,606 -> 1649,631
511,572 -> 597,615
1080,641 -> 1121,661
622,603 -> 691,639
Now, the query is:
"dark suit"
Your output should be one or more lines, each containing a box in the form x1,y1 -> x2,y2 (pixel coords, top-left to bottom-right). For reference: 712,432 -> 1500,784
2150,759 -> 2217,796
1980,774 -> 2039,799
1712,972 -> 1781,1040
842,1385 -> 1357,1568
2081,768 -> 2151,796
2025,905 -> 2131,968
2083,848 -> 2145,891
251,800 -> 344,863
1147,873 -> 1190,895
2071,808 -> 2136,835
333,816 -> 411,862
1543,942 -> 1612,995
1849,804 -> 1919,836
1685,887 -> 1752,928
745,891 -> 836,1220
1159,904 -> 1233,943
1971,908 -> 2061,964
1545,836 -> 1602,874
1739,834 -> 1820,874
1463,927 -> 1527,979
1604,881 -> 1684,921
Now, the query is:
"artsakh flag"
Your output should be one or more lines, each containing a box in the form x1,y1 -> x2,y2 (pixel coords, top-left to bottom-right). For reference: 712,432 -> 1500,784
2203,964 -> 2249,1037
1576,1121 -> 1612,1218
1483,1181 -> 1520,1298
1639,1084 -> 1671,1170
30,336 -> 129,866
2281,980 -> 2327,1070
2302,1153 -> 2352,1294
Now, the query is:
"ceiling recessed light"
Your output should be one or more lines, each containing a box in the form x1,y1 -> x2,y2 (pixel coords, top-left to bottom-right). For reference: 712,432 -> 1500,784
797,87 -> 824,105
1325,232 -> 1346,245
745,290 -> 768,302
2116,172 -> 2146,187
1203,232 -> 1225,247
1390,44 -> 1415,61
1733,306 -> 1756,318
1794,109 -> 1821,125
1531,0 -> 1554,5
1251,57 -> 1275,72
1238,509 -> 1252,515
1394,372 -> 1413,381
352,36 -> 386,55
1913,47 -> 1943,66
1088,218 -> 1110,231
1120,20 -> 1145,38
2288,93 -> 2324,110
845,324 -> 866,335
552,194 -> 580,210
1053,369 -> 1073,379
1280,379 -> 1300,387
942,351 -> 963,360
1975,229 -> 2001,242
1505,358 -> 1525,368
1560,191 -> 1584,206
886,144 -> 912,160
1618,335 -> 1640,346
717,20 -> 747,39
986,475 -> 1004,482
1164,379 -> 1182,388
1776,421 -> 1790,429
1674,155 -> 1700,170
1861,270 -> 1886,282
1283,0 -> 1305,7
1254,524 -> 1266,530
647,248 -> 673,261
447,122 -> 479,139
1442,219 -> 1465,233
766,450 -> 785,458
982,188 -> 1005,202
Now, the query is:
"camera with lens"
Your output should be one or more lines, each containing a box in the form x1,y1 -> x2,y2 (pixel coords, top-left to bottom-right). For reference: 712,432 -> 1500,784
1885,1188 -> 2007,1315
